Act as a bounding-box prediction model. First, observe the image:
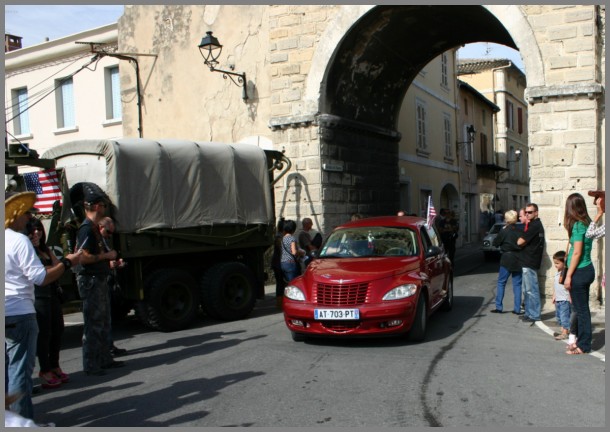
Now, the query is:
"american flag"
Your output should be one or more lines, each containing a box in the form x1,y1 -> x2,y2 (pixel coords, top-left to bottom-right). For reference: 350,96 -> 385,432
23,169 -> 63,213
426,195 -> 437,228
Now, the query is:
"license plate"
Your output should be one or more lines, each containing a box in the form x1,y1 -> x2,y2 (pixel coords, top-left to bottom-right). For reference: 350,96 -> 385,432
314,309 -> 360,320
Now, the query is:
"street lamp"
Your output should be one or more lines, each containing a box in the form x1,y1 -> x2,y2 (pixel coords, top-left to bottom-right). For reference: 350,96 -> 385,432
198,31 -> 248,101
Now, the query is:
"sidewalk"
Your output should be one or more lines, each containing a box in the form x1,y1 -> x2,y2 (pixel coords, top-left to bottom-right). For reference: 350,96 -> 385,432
454,241 -> 605,360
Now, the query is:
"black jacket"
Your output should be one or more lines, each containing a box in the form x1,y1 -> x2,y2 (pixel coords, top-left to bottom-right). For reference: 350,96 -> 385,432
492,224 -> 522,272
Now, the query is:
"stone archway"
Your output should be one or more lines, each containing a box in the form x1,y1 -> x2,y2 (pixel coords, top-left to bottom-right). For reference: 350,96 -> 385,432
312,5 -> 536,229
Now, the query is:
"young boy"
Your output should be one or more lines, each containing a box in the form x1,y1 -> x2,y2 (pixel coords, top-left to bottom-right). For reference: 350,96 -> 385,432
552,251 -> 571,340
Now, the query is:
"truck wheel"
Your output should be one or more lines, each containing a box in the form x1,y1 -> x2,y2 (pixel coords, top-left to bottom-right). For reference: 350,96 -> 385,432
201,262 -> 257,321
141,269 -> 199,332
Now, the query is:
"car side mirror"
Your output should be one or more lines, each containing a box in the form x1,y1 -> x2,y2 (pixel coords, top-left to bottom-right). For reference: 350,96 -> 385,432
426,246 -> 442,258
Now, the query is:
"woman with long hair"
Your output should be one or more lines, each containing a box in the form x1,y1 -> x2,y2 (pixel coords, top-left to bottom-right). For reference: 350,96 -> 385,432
563,193 -> 595,355
26,219 -> 70,387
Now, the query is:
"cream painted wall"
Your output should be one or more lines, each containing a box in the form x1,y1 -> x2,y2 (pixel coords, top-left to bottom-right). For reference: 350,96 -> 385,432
118,5 -> 274,146
396,51 -> 459,216
4,24 -> 122,158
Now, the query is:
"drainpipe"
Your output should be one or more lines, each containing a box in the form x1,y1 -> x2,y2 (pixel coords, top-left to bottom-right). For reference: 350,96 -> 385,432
491,61 -> 512,212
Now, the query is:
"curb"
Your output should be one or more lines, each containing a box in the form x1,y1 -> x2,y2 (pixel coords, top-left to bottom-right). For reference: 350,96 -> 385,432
535,319 -> 605,362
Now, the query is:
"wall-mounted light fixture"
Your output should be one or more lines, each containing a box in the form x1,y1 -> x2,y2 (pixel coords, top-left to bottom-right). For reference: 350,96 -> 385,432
198,31 -> 248,101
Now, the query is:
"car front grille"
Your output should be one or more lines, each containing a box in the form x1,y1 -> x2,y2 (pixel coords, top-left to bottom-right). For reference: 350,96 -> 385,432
315,282 -> 369,306
320,321 -> 360,332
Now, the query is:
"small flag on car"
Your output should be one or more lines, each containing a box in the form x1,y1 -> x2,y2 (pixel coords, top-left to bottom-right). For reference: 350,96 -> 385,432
23,169 -> 62,213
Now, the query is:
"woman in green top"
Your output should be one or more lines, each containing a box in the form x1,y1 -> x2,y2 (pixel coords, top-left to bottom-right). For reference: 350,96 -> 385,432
563,193 -> 595,354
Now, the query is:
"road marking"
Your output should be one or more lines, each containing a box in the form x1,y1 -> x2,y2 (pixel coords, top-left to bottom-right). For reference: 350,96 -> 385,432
535,320 -> 605,362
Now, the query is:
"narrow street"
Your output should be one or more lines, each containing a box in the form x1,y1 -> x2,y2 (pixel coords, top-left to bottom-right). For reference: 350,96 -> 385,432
32,244 -> 605,427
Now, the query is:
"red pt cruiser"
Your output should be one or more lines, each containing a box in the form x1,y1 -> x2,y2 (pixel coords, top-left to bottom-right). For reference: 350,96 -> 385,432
283,216 -> 453,342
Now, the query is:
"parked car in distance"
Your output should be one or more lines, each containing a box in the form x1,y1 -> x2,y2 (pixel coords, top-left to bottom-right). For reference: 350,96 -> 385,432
282,216 -> 453,342
481,222 -> 525,260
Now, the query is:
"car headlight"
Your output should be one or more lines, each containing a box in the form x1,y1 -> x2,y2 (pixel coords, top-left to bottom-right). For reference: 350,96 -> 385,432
383,284 -> 418,300
284,285 -> 305,301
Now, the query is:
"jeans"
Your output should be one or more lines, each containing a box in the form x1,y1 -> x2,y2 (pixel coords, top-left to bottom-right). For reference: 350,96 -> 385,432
77,274 -> 112,372
522,267 -> 541,320
280,261 -> 299,283
570,263 -> 595,352
495,266 -> 522,312
555,300 -> 571,329
5,313 -> 39,420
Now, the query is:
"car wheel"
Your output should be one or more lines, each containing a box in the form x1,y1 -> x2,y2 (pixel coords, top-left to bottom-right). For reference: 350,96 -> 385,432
440,276 -> 453,312
407,293 -> 428,342
483,251 -> 493,261
291,331 -> 306,342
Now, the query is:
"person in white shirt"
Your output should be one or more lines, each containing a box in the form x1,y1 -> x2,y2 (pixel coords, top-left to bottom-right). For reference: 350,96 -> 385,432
5,191 -> 80,420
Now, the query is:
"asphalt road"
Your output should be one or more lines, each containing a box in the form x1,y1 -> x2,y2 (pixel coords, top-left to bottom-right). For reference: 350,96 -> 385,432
31,247 -> 605,427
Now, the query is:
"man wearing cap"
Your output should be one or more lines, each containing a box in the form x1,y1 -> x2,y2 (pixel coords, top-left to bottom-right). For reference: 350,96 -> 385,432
75,187 -> 125,376
5,191 -> 81,419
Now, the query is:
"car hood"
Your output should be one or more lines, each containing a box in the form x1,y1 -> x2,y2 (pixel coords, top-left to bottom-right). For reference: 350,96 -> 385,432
304,256 -> 421,284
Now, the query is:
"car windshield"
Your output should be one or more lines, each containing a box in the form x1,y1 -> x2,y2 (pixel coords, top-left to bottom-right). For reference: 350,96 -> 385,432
319,226 -> 419,258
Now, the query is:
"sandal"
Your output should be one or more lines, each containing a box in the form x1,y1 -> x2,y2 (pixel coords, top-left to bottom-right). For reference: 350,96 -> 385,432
554,333 -> 569,340
566,347 -> 586,355
39,371 -> 62,389
565,342 -> 578,351
52,368 -> 70,383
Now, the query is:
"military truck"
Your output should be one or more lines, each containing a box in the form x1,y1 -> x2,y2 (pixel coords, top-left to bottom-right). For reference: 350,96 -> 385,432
33,139 -> 290,332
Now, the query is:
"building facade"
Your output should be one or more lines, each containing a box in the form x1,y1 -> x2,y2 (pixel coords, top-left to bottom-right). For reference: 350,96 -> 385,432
4,24 -> 122,158
458,59 -> 530,215
5,5 -> 605,308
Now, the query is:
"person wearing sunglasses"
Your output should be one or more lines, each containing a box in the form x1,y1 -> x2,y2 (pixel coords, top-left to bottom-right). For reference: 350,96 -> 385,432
516,203 -> 546,324
75,186 -> 125,376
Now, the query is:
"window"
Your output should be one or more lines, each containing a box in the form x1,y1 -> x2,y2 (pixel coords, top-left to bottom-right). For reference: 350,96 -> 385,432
416,99 -> 428,152
441,53 -> 448,87
505,100 -> 514,131
480,133 -> 488,164
509,145 -> 516,177
56,77 -> 75,128
464,98 -> 468,115
517,107 -> 523,134
443,113 -> 452,158
105,66 -> 122,120
11,88 -> 30,135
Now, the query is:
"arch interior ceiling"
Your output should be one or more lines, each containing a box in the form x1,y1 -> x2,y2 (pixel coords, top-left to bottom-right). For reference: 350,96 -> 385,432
322,5 -> 517,130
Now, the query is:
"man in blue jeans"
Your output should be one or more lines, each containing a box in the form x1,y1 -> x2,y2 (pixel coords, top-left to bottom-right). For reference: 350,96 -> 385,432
517,203 -> 546,323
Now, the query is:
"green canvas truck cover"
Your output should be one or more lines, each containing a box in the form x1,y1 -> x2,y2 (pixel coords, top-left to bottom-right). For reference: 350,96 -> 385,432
42,139 -> 274,232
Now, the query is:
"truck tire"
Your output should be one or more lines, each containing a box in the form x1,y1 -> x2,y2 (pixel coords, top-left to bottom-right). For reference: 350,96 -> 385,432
201,262 -> 257,321
140,269 -> 199,332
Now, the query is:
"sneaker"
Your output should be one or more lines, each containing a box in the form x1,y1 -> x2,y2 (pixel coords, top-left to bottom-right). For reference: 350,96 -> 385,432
39,371 -> 62,389
110,346 -> 127,356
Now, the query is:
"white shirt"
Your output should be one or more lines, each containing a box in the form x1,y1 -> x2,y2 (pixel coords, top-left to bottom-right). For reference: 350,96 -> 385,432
4,228 -> 46,316
553,271 -> 570,302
